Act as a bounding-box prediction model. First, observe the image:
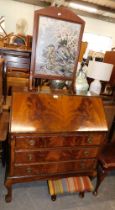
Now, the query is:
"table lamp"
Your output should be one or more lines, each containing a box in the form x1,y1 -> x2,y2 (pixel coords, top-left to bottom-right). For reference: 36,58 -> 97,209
87,61 -> 113,95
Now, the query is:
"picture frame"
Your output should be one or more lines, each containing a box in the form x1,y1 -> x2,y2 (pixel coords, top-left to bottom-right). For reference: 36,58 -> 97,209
29,6 -> 85,90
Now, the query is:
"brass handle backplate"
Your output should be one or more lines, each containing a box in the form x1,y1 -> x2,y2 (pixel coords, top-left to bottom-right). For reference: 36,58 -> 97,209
29,140 -> 35,146
26,167 -> 32,173
84,150 -> 89,156
87,137 -> 93,144
28,154 -> 33,161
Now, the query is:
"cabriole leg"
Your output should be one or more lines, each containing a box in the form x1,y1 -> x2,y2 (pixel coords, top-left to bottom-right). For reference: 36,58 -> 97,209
5,179 -> 12,202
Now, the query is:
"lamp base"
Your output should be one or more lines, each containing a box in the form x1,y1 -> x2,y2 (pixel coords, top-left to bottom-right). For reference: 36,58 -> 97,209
89,79 -> 101,95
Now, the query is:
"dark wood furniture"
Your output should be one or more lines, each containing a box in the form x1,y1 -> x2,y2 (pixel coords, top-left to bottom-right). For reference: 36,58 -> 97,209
103,101 -> 115,142
0,46 -> 31,100
0,111 -> 9,166
94,142 -> 115,195
104,51 -> 115,86
0,46 -> 31,57
5,92 -> 108,202
29,6 -> 85,91
0,58 -> 9,166
0,46 -> 31,78
103,51 -> 115,106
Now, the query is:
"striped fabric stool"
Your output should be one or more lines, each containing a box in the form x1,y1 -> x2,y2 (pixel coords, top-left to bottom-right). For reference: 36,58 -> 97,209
48,176 -> 94,201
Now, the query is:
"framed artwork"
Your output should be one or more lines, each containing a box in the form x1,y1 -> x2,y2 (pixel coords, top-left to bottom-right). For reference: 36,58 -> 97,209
30,6 -> 85,89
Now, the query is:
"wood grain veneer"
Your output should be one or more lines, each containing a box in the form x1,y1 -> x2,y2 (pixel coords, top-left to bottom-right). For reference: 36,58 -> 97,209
5,92 -> 108,202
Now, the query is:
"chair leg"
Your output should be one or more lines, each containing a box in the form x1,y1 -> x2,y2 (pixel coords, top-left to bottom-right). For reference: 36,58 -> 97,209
93,165 -> 108,195
79,192 -> 85,198
51,195 -> 56,201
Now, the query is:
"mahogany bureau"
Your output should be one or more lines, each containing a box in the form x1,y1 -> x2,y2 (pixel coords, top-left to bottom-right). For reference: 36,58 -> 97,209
5,92 -> 108,202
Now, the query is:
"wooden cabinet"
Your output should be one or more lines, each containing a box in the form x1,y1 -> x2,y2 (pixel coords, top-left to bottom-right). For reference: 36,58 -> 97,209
5,92 -> 108,202
0,47 -> 31,96
0,46 -> 31,77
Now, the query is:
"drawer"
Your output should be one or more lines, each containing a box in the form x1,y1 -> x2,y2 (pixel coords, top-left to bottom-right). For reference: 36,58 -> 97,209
15,147 -> 99,163
15,136 -> 45,149
14,159 -> 96,176
45,134 -> 103,147
14,164 -> 43,176
15,133 -> 103,150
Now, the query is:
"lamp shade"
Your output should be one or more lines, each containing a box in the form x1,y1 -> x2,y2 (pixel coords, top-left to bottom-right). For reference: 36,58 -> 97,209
87,61 -> 113,81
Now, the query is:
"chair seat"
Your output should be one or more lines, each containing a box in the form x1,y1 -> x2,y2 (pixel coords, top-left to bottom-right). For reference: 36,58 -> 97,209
48,176 -> 94,196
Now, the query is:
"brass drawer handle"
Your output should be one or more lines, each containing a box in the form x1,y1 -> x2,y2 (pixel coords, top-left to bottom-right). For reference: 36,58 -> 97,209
84,150 -> 89,156
28,154 -> 33,161
87,137 -> 93,144
26,167 -> 32,173
29,140 -> 35,146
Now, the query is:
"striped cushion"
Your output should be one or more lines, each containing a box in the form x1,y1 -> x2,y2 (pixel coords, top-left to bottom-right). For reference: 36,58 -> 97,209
48,176 -> 94,196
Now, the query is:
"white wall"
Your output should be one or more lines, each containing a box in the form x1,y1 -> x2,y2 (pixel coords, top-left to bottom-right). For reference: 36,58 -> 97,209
0,0 -> 115,47
0,0 -> 40,34
82,16 -> 115,47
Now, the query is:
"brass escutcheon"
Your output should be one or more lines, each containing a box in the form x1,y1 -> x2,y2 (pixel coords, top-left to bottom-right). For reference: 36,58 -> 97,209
26,167 -> 32,173
28,154 -> 33,161
87,137 -> 93,144
29,139 -> 35,146
84,150 -> 89,156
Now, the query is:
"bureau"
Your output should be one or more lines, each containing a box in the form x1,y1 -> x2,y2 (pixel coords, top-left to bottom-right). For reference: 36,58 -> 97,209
5,92 -> 108,202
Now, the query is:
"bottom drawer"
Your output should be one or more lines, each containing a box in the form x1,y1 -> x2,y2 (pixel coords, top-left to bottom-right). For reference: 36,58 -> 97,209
14,159 -> 96,176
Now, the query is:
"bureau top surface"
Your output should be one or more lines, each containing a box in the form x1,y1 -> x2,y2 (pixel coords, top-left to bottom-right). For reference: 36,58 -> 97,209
10,92 -> 108,134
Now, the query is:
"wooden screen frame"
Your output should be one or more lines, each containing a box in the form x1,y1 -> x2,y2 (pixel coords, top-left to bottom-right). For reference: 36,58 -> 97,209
29,6 -> 85,90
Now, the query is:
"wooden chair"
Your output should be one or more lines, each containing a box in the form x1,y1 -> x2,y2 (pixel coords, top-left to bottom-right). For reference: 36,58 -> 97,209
94,142 -> 115,195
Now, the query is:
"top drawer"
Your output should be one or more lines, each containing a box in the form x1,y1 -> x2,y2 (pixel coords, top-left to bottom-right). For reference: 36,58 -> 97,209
15,133 -> 103,149
45,134 -> 103,148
